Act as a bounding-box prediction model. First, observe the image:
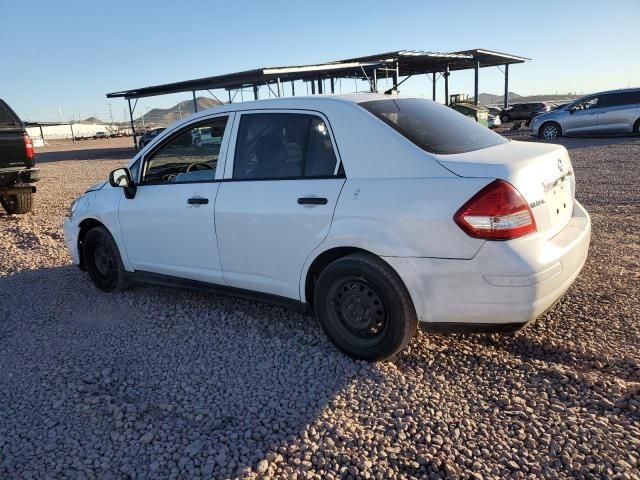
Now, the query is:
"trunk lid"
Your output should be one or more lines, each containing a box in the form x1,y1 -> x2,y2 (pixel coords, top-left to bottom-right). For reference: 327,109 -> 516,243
436,140 -> 575,239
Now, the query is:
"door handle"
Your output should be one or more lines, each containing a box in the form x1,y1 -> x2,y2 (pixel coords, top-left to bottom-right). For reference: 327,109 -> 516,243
298,197 -> 328,205
187,197 -> 209,205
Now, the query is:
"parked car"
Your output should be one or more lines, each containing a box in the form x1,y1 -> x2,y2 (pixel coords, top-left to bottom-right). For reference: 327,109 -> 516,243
488,113 -> 501,129
138,127 -> 165,148
0,98 -> 38,214
64,95 -> 591,361
94,131 -> 108,139
531,88 -> 640,139
500,102 -> 551,124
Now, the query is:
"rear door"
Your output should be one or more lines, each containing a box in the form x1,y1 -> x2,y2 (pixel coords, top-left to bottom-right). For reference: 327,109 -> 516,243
596,91 -> 640,133
215,110 -> 345,300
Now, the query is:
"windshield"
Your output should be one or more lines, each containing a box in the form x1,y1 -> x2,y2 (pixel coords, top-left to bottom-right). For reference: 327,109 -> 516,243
360,98 -> 507,155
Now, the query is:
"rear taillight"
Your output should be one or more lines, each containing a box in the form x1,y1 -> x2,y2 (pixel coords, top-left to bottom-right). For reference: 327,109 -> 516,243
454,180 -> 536,240
23,133 -> 34,159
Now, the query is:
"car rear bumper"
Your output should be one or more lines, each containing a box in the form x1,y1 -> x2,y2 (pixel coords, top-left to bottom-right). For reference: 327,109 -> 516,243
384,200 -> 591,331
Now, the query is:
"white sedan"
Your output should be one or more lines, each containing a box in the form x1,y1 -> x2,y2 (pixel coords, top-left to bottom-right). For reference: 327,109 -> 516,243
63,95 -> 591,361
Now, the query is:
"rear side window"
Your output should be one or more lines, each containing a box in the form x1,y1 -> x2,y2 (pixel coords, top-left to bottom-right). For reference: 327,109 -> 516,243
360,98 -> 507,155
0,101 -> 20,127
600,91 -> 640,108
233,113 -> 338,180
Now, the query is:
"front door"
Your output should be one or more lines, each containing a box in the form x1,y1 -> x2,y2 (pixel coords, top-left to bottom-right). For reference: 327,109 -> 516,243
215,111 -> 345,300
118,114 -> 233,284
564,95 -> 600,135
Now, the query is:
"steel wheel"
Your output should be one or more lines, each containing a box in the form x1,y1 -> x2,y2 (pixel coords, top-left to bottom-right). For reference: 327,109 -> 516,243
327,276 -> 389,347
542,124 -> 559,139
92,238 -> 116,280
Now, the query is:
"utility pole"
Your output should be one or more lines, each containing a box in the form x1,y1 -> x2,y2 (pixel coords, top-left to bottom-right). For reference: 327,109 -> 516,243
108,102 -> 114,125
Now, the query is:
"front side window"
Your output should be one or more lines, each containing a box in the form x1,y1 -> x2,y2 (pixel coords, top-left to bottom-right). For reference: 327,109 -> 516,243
233,113 -> 338,180
141,116 -> 228,184
360,98 -> 507,155
572,96 -> 600,110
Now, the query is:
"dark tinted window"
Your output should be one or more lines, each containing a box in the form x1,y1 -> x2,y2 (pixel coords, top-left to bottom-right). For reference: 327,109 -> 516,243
600,91 -> 640,107
360,98 -> 507,155
233,113 -> 337,180
0,101 -> 20,126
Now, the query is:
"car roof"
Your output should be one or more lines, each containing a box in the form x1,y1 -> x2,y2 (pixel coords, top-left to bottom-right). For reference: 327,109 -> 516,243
183,93 -> 408,119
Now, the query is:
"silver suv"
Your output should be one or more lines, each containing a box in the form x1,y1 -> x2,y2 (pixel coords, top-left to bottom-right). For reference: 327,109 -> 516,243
530,88 -> 640,139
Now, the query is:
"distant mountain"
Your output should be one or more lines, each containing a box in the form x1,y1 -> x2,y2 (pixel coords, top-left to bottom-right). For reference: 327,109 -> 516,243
475,92 -> 522,105
135,97 -> 222,125
79,116 -> 104,124
474,92 -> 581,106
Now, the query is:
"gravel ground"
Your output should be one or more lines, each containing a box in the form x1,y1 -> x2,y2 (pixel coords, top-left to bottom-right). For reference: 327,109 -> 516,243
1,135 -> 639,479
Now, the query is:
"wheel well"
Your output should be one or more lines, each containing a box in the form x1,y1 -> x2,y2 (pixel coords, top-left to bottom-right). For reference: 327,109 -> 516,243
633,118 -> 640,132
304,247 -> 372,311
77,218 -> 106,269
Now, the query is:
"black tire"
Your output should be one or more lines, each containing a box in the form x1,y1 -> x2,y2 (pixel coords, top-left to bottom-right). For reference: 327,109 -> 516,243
82,226 -> 129,292
633,119 -> 640,136
539,122 -> 562,140
314,253 -> 418,361
500,114 -> 510,123
138,140 -> 145,149
0,193 -> 32,214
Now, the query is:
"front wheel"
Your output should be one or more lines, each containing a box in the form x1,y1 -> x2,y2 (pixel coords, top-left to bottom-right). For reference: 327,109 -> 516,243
0,193 -> 32,214
314,253 -> 417,361
83,226 -> 129,292
539,122 -> 561,139
633,119 -> 640,136
500,114 -> 510,123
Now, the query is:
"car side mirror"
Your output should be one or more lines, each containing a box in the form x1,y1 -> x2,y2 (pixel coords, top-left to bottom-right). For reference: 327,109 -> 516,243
569,107 -> 576,114
109,167 -> 137,199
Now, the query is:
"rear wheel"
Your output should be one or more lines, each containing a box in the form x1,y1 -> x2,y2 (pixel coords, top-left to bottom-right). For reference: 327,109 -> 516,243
500,114 -> 510,123
83,226 -> 129,292
314,253 -> 417,361
540,122 -> 561,139
633,119 -> 640,135
0,193 -> 32,214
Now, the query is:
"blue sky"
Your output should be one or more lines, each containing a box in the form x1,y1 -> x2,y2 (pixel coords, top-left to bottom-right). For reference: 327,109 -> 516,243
1,0 -> 638,122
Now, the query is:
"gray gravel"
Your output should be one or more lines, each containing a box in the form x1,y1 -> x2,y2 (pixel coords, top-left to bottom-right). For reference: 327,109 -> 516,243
1,136 -> 639,479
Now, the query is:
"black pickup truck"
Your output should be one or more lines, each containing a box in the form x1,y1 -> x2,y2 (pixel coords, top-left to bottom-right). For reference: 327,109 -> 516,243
0,99 -> 38,214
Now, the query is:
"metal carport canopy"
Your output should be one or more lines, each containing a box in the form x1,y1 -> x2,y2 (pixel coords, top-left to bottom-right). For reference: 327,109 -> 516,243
106,48 -> 529,148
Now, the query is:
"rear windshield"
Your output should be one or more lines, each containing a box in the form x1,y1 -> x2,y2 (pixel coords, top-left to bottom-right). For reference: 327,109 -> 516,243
360,98 -> 507,155
0,101 -> 20,127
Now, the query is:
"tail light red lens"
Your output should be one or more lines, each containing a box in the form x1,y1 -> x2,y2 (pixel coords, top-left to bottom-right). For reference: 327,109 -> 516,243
23,133 -> 35,160
454,180 -> 536,240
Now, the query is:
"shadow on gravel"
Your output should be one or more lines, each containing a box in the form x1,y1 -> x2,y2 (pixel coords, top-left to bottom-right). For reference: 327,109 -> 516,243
35,146 -> 136,163
0,265 -> 368,478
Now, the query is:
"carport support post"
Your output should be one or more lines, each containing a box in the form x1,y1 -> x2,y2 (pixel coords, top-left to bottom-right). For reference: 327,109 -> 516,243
291,81 -> 295,96
127,98 -> 137,150
192,91 -> 198,112
317,77 -> 323,94
444,64 -> 450,106
253,85 -> 259,100
330,78 -> 335,94
39,125 -> 44,143
432,73 -> 436,101
311,81 -> 315,95
69,123 -> 75,143
474,59 -> 480,106
503,64 -> 509,109
277,77 -> 282,97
